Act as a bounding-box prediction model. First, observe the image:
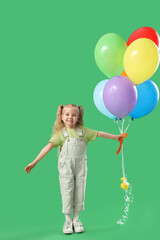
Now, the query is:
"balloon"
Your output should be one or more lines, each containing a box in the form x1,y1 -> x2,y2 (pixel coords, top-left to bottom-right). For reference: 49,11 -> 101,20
121,70 -> 128,77
94,33 -> 127,78
93,79 -> 117,119
129,80 -> 159,119
124,38 -> 159,84
127,26 -> 159,47
103,76 -> 137,118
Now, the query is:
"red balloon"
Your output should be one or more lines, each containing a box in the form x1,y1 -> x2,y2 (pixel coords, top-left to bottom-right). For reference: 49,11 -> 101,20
127,26 -> 159,47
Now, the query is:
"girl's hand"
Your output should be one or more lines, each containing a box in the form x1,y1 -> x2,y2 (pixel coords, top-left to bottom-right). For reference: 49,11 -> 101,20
115,135 -> 125,141
116,133 -> 127,155
25,162 -> 36,174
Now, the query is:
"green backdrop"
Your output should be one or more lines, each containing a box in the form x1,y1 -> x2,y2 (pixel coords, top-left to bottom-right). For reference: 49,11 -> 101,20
1,0 -> 160,239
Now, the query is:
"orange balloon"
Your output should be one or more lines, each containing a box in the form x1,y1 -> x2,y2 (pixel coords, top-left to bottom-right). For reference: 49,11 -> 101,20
121,70 -> 128,77
121,70 -> 138,85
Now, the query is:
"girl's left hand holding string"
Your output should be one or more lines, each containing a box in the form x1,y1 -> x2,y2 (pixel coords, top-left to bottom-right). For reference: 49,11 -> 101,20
115,135 -> 125,142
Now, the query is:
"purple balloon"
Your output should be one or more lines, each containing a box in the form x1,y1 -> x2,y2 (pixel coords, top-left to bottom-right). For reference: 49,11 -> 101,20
103,76 -> 137,118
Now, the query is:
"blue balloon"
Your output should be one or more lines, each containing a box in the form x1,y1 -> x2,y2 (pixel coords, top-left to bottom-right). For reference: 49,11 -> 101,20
129,80 -> 159,119
93,79 -> 117,119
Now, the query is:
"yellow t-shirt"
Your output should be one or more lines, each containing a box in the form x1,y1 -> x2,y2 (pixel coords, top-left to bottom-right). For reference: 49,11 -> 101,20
48,126 -> 98,149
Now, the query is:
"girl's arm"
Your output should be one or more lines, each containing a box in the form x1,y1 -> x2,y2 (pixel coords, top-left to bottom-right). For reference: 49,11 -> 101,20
25,142 -> 55,173
32,143 -> 54,165
97,131 -> 123,141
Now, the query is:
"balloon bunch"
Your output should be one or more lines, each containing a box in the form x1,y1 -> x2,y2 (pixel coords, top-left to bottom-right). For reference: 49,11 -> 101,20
93,26 -> 160,224
94,27 -> 159,121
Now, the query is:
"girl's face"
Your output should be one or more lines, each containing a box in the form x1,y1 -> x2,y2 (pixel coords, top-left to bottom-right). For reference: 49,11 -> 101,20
62,107 -> 79,129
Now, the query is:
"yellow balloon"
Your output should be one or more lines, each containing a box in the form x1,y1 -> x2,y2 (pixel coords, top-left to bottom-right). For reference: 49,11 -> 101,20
124,38 -> 159,84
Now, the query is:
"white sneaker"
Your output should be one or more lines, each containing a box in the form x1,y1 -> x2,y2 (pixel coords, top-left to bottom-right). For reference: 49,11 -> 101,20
63,221 -> 73,234
73,219 -> 84,233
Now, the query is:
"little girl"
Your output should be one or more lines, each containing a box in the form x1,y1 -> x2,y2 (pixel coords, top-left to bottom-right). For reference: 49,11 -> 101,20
25,104 -> 124,234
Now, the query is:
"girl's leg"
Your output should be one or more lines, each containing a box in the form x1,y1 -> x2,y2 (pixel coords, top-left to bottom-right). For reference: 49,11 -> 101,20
73,158 -> 87,213
63,214 -> 73,234
72,211 -> 84,233
73,211 -> 79,221
65,214 -> 72,223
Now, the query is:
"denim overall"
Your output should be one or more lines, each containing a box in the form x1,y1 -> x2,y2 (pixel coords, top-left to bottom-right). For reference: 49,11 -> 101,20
58,127 -> 88,214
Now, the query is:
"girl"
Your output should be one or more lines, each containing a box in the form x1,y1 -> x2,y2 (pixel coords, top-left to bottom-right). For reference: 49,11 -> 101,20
25,104 -> 124,234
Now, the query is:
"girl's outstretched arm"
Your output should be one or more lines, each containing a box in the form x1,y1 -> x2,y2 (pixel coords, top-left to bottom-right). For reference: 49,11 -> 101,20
25,143 -> 55,173
97,131 -> 124,141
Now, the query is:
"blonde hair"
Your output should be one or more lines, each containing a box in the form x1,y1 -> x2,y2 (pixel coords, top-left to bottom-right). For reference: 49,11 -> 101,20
51,104 -> 84,137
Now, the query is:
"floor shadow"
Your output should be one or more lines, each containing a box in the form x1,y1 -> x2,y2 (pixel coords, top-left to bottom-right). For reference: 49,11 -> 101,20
1,223 -> 124,240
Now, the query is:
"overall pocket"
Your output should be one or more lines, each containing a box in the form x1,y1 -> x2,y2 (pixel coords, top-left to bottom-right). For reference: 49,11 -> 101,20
58,157 -> 65,169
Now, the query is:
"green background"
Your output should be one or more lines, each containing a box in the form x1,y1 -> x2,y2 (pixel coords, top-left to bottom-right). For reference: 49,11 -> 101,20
1,0 -> 160,239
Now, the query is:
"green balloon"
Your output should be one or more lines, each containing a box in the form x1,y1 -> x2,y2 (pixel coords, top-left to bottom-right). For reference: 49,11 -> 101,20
94,33 -> 127,78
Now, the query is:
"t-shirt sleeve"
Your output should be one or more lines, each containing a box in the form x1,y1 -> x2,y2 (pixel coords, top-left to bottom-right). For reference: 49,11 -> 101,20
47,130 -> 62,148
81,126 -> 98,144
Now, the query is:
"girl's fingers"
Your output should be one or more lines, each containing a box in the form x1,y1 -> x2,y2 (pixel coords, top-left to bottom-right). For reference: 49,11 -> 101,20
25,166 -> 30,173
25,165 -> 33,173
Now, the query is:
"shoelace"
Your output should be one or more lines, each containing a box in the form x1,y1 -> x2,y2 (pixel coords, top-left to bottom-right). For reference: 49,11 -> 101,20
73,220 -> 82,227
64,221 -> 72,229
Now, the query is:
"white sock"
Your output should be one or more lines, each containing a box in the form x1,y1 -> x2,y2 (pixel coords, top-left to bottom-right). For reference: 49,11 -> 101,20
65,214 -> 72,223
73,211 -> 79,221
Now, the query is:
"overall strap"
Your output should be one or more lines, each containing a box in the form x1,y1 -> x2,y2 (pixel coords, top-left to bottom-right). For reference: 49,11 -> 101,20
59,128 -> 68,155
62,128 -> 69,138
62,127 -> 83,139
76,127 -> 83,137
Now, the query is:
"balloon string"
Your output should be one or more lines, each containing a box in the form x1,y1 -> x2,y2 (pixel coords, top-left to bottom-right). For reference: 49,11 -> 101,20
116,118 -> 132,155
117,183 -> 134,225
122,118 -> 125,134
124,118 -> 132,133
115,117 -> 132,134
116,132 -> 127,155
122,138 -> 125,177
116,118 -> 127,155
121,118 -> 125,178
116,119 -> 122,134
115,118 -> 134,225
116,119 -> 126,177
